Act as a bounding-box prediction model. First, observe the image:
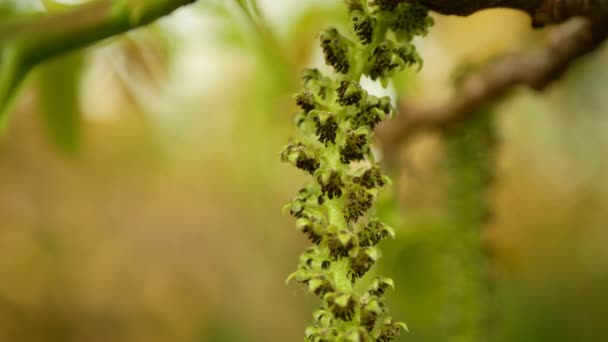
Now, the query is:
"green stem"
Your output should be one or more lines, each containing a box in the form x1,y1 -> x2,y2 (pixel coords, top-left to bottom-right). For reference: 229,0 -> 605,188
0,0 -> 198,123
0,45 -> 26,127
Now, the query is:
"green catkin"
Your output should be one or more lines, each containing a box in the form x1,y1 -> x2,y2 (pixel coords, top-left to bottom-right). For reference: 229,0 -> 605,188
440,109 -> 497,341
281,1 -> 433,340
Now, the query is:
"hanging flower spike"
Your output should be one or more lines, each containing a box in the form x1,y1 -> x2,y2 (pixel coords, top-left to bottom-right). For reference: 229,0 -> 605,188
282,1 -> 433,340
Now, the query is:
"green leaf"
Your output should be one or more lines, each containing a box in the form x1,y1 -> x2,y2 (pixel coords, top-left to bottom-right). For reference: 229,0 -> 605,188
35,50 -> 85,155
0,44 -> 28,128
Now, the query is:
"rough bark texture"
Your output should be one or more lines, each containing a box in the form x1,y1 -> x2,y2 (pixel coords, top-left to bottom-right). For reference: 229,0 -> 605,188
377,1 -> 608,157
414,0 -> 608,26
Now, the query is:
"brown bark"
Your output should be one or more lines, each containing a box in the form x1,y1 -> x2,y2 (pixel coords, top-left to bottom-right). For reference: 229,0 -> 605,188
376,2 -> 608,159
414,0 -> 608,26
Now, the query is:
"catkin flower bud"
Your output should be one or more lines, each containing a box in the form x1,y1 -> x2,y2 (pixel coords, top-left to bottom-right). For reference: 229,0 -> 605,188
325,292 -> 356,321
336,79 -> 366,106
281,143 -> 320,174
371,0 -> 402,11
340,129 -> 369,164
295,91 -> 316,113
351,12 -> 376,45
312,112 -> 339,145
317,171 -> 344,200
320,28 -> 351,74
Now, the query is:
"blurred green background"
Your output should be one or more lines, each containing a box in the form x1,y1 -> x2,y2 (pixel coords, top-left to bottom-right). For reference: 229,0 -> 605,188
2,1 -> 608,341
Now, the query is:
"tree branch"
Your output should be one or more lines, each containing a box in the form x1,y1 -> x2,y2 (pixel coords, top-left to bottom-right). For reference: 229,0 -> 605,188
0,0 -> 197,125
413,0 -> 608,26
376,17 -> 608,159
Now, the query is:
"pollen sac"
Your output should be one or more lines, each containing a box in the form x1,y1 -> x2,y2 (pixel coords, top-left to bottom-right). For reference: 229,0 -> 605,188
391,3 -> 434,41
313,308 -> 333,328
340,130 -> 368,164
302,68 -> 333,100
336,79 -> 366,106
297,217 -> 323,245
296,156 -> 320,175
344,188 -> 374,223
300,246 -> 331,270
288,197 -> 305,218
302,68 -> 323,85
325,292 -> 356,321
320,28 -> 351,74
358,219 -> 391,247
371,0 -> 402,11
353,95 -> 394,129
393,43 -> 422,70
349,247 -> 379,280
307,275 -> 336,297
360,296 -> 383,332
281,143 -> 320,175
295,91 -> 316,113
312,112 -> 339,145
327,230 -> 356,259
317,171 -> 344,200
345,0 -> 365,13
351,11 -> 376,45
353,165 -> 385,189
377,317 -> 407,342
367,276 -> 395,297
368,40 -> 403,81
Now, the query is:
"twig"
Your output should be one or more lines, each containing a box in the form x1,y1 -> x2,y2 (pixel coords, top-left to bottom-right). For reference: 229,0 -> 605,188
412,0 -> 608,26
376,17 -> 608,159
0,0 -> 197,124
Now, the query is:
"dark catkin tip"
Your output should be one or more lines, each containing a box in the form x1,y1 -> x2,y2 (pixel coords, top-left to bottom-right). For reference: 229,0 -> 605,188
310,276 -> 335,296
327,293 -> 356,321
289,198 -> 305,218
369,41 -> 400,80
317,195 -> 325,205
352,95 -> 393,129
340,131 -> 368,164
281,143 -> 320,174
318,171 -> 344,200
327,230 -> 355,259
301,224 -> 322,245
296,154 -> 320,174
353,14 -> 375,45
314,115 -> 339,146
361,310 -> 379,332
377,321 -> 402,342
368,277 -> 393,298
320,28 -> 350,74
353,166 -> 385,189
296,91 -> 316,113
302,68 -> 323,84
346,0 -> 364,13
358,220 -> 388,247
394,44 -> 419,68
349,250 -> 375,279
392,3 -> 432,38
336,80 -> 365,106
371,0 -> 402,11
344,189 -> 373,223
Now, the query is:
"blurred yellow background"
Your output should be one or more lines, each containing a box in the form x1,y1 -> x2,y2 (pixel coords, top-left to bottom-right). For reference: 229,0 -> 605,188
1,1 -> 608,341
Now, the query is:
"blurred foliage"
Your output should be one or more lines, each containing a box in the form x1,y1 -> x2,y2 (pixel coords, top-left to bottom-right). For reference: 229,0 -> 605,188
0,1 -> 608,342
35,51 -> 84,155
